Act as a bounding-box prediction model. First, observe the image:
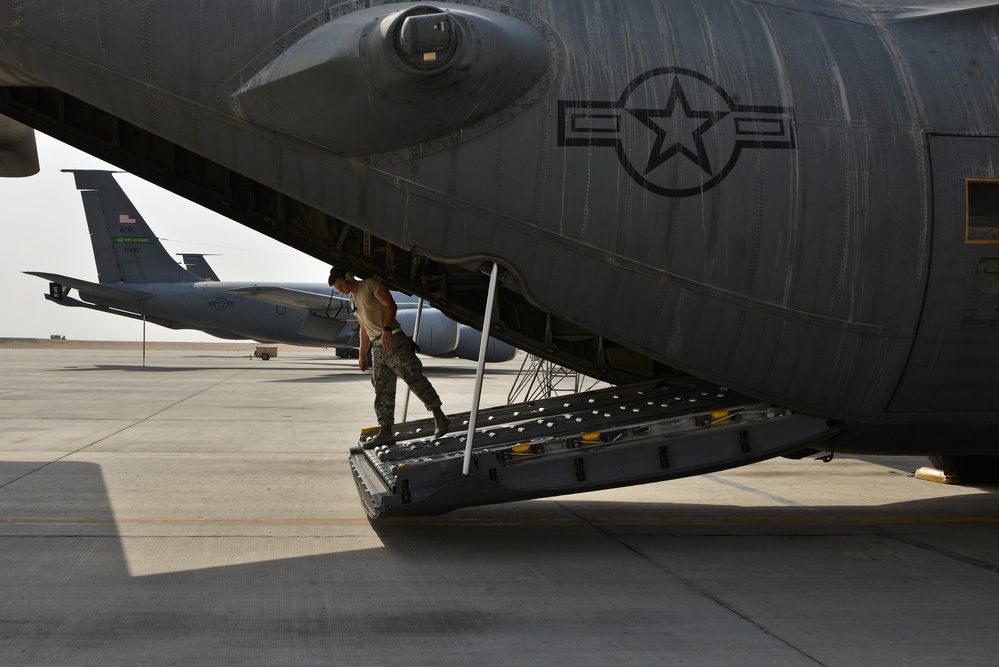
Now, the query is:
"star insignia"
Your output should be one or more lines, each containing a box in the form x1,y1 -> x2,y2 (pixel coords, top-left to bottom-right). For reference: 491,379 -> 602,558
626,76 -> 728,176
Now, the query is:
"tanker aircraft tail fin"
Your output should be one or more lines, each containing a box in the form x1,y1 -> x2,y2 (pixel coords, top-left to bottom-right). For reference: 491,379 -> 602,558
62,169 -> 198,284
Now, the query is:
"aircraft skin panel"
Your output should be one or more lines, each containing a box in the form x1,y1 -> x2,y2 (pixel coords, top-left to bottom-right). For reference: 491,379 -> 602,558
79,190 -> 124,284
0,1 -> 997,459
889,136 -> 999,412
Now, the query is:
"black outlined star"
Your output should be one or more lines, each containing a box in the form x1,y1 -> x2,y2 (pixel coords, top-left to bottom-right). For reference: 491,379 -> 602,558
626,76 -> 728,176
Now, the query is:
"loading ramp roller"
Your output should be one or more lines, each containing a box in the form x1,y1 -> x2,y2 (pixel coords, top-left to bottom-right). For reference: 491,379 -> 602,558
349,380 -> 837,518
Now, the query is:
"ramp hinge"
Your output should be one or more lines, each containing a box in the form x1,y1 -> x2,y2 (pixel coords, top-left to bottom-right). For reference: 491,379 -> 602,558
659,445 -> 671,469
401,479 -> 412,504
739,430 -> 751,453
574,457 -> 586,481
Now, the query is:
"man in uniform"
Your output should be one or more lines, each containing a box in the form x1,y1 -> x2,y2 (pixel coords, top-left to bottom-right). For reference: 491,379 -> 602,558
328,267 -> 450,448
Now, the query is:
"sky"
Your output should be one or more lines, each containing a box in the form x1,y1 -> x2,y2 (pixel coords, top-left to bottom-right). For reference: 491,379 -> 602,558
0,133 -> 331,341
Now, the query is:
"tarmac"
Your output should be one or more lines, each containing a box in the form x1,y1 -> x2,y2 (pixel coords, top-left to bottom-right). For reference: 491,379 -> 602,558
1,342 -> 998,666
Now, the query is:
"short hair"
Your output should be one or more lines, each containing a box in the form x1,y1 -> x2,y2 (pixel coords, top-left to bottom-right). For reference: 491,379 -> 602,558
328,266 -> 345,286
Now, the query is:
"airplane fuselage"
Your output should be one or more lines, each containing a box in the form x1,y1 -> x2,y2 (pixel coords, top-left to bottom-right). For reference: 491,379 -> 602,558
2,1 -> 998,455
79,281 -> 350,346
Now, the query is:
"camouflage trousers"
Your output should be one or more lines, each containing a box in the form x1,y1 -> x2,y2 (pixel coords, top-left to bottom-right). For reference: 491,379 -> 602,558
371,335 -> 441,427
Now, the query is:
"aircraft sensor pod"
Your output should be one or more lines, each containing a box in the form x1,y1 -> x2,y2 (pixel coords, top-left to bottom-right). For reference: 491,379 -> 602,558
393,7 -> 458,71
227,3 -> 550,156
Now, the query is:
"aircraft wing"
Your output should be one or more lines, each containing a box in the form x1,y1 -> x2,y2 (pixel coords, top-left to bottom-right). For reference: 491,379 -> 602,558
225,285 -> 344,312
24,271 -> 152,302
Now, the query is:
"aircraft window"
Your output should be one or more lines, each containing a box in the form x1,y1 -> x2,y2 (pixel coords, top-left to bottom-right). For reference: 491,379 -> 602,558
967,179 -> 999,243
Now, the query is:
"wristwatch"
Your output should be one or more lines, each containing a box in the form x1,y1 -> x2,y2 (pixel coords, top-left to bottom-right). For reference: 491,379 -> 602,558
383,326 -> 393,332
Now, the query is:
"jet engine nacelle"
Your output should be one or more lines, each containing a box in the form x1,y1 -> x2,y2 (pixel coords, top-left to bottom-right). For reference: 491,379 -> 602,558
396,307 -> 458,357
453,325 -> 517,363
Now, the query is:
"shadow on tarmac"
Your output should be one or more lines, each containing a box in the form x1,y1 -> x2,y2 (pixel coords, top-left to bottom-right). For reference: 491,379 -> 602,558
4,459 -> 998,664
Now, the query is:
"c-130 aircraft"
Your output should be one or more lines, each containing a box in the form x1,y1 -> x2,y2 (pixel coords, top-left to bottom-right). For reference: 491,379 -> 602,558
1,0 -> 997,515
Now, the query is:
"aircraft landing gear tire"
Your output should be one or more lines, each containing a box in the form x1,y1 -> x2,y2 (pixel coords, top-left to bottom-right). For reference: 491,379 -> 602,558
928,455 -> 999,484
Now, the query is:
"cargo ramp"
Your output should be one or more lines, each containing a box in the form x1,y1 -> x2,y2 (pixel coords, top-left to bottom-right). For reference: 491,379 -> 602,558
349,380 -> 837,517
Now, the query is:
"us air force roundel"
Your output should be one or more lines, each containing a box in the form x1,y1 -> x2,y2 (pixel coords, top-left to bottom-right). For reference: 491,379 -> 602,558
558,67 -> 795,198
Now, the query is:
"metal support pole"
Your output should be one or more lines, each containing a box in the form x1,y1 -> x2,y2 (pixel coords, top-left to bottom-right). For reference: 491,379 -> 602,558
463,263 -> 499,476
400,297 -> 425,422
142,315 -> 146,368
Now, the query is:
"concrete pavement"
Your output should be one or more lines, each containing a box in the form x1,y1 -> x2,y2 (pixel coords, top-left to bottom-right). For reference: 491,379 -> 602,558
1,343 -> 998,665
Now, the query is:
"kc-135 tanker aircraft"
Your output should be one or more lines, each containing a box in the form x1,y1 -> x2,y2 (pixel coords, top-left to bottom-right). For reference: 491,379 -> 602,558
25,169 -> 516,363
1,0 -> 997,515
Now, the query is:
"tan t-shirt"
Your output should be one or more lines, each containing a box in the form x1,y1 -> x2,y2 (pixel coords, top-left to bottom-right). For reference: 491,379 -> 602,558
352,278 -> 400,340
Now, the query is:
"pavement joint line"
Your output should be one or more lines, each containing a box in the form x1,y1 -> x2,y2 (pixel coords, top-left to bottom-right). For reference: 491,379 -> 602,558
874,531 -> 999,574
0,368 -> 252,491
553,499 -> 828,666
704,474 -> 999,574
705,473 -> 816,509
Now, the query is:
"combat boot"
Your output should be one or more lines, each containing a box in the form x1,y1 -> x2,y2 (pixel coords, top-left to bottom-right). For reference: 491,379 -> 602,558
363,425 -> 395,449
433,407 -> 450,438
